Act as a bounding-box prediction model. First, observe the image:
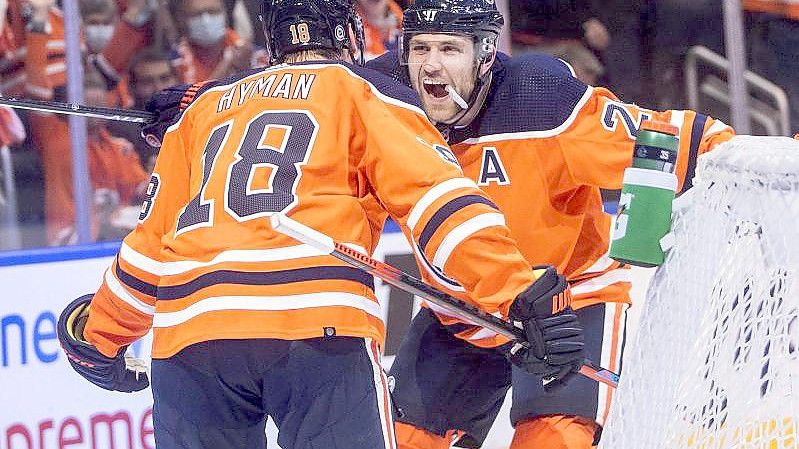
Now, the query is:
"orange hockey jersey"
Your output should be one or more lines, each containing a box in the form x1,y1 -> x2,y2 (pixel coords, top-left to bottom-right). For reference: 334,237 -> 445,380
368,51 -> 735,347
83,62 -> 538,359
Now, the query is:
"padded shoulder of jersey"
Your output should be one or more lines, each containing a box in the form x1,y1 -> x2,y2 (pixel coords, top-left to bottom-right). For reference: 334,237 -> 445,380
365,50 -> 409,86
475,53 -> 590,135
346,61 -> 422,110
504,52 -> 575,77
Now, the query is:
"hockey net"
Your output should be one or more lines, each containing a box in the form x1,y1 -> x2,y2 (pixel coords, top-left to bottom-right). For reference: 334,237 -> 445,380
600,136 -> 799,449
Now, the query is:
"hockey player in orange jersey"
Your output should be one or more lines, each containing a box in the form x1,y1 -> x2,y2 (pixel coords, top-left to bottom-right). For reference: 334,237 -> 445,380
366,1 -> 736,448
55,1 -> 587,448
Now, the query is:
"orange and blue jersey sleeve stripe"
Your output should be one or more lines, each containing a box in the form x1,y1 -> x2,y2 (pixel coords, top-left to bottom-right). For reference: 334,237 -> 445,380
84,255 -> 156,357
402,177 -> 506,292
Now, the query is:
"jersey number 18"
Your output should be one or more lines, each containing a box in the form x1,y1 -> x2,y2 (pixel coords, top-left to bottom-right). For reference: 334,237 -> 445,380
139,111 -> 317,235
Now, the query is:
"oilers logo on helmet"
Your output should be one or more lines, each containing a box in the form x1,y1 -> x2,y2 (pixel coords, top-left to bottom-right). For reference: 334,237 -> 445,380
335,24 -> 346,42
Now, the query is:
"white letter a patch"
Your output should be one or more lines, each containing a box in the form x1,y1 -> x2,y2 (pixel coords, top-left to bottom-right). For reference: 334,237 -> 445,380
478,147 -> 509,186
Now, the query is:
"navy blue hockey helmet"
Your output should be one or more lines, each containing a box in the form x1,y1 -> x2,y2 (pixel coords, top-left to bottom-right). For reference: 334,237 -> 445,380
259,0 -> 365,65
401,0 -> 504,63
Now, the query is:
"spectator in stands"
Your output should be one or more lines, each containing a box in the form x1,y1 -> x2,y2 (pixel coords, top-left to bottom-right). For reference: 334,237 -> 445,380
24,2 -> 148,245
594,1 -> 650,105
79,0 -> 116,54
89,0 -> 164,91
26,72 -> 148,245
168,0 -> 265,83
356,0 -> 403,61
1,0 -> 67,96
111,47 -> 178,172
222,0 -> 264,47
509,0 -> 609,85
0,0 -> 12,60
79,0 -> 135,111
129,49 -> 179,115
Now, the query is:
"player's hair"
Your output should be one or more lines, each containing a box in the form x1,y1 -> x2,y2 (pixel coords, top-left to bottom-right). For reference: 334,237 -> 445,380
282,49 -> 344,63
258,0 -> 365,65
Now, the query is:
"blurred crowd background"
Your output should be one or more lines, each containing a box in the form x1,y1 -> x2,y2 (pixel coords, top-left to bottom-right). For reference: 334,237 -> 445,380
0,0 -> 796,250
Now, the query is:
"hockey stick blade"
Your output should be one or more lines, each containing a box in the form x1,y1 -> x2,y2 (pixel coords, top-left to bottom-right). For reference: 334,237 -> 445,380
270,214 -> 619,388
0,97 -> 155,123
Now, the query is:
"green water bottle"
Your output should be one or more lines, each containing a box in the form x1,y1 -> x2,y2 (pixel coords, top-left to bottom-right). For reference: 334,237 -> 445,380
610,120 -> 679,267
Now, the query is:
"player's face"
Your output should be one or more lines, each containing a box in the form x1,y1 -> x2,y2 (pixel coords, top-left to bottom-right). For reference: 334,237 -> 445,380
406,33 -> 478,123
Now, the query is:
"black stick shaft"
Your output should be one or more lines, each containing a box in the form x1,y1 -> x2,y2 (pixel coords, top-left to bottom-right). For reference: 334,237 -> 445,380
0,97 -> 155,123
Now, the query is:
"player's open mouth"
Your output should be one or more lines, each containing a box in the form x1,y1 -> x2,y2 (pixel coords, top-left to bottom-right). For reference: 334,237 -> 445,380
423,79 -> 450,99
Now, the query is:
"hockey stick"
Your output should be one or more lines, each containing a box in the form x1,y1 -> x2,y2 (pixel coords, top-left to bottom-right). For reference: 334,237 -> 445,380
0,97 -> 155,123
270,214 -> 620,389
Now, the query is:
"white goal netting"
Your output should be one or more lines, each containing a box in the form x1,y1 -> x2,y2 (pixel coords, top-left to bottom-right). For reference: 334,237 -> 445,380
600,136 -> 799,449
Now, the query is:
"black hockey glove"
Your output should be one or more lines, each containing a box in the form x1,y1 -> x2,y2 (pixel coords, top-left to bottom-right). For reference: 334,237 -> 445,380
506,266 -> 585,390
57,294 -> 149,392
141,81 -> 208,148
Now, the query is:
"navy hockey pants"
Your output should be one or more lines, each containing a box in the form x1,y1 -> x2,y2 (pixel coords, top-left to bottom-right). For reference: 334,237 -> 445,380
388,304 -> 627,447
151,337 -> 396,449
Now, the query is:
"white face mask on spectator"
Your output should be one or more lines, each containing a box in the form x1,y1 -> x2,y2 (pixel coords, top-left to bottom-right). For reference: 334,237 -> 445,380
85,24 -> 114,53
187,12 -> 226,47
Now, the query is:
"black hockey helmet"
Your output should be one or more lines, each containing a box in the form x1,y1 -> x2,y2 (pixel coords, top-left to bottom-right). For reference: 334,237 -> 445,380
259,0 -> 365,65
401,0 -> 504,63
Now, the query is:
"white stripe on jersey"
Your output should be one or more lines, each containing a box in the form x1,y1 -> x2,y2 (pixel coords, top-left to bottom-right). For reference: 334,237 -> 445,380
432,212 -> 506,268
104,269 -> 155,315
151,292 -> 383,328
580,253 -> 617,275
669,110 -> 685,133
365,338 -> 397,449
467,326 -> 501,341
119,242 -> 367,277
595,302 -> 627,425
570,268 -> 632,296
412,246 -> 466,292
407,177 -> 479,232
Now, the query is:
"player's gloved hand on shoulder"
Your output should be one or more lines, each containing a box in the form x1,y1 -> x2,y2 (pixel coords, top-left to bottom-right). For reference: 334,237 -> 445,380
141,82 -> 207,148
506,266 -> 585,390
57,294 -> 149,392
